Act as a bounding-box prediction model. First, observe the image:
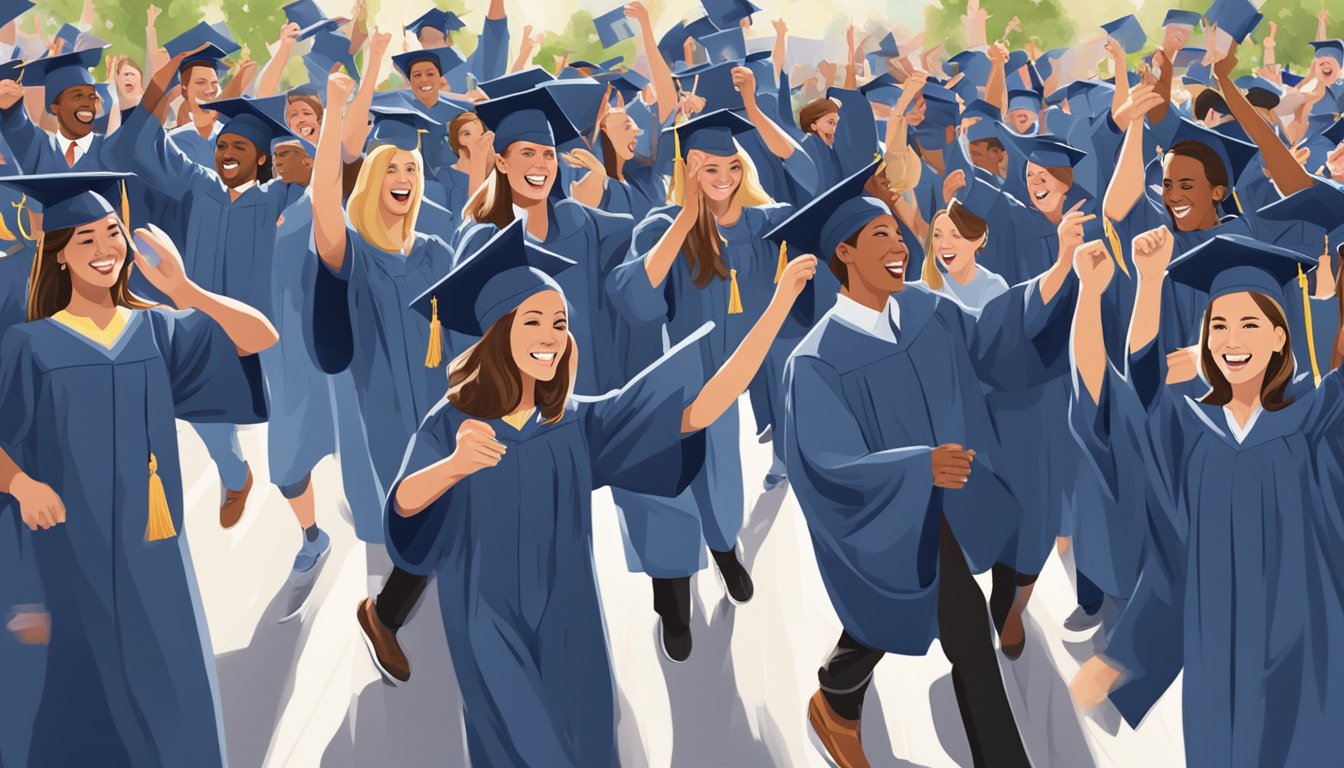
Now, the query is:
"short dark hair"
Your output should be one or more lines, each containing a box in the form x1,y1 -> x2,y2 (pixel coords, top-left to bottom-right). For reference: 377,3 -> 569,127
970,138 -> 1005,152
1193,90 -> 1228,121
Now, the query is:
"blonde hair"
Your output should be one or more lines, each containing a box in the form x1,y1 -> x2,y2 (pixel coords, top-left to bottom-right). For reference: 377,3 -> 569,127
348,144 -> 424,253
665,146 -> 774,288
921,203 -> 989,291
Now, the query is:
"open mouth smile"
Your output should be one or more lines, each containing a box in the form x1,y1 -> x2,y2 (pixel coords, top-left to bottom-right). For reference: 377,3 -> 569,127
1033,189 -> 1049,201
1223,353 -> 1251,371
524,174 -> 548,189
940,253 -> 957,266
390,188 -> 412,202
221,160 -> 240,172
75,110 -> 95,124
529,351 -> 557,366
90,257 -> 117,275
884,259 -> 906,279
1172,204 -> 1192,219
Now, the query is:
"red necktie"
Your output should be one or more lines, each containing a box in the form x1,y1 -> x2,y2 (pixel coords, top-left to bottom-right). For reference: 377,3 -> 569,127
64,141 -> 77,167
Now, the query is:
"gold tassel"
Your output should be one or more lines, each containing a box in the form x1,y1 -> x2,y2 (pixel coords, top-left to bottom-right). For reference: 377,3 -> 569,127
1231,188 -> 1243,215
425,296 -> 443,368
0,210 -> 15,242
146,453 -> 178,542
774,240 -> 787,284
670,113 -> 686,205
1103,217 -> 1130,276
1298,263 -> 1322,387
728,268 -> 743,314
12,195 -> 32,241
120,180 -> 130,227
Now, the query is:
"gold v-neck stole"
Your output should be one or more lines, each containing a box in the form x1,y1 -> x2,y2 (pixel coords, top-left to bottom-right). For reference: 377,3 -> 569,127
501,408 -> 536,432
51,307 -> 131,349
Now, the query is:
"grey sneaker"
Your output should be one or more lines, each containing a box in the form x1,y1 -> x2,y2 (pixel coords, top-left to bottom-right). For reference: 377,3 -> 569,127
1063,605 -> 1103,633
279,531 -> 331,622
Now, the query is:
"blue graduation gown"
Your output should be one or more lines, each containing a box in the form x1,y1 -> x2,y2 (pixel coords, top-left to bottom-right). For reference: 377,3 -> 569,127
782,279 -> 1071,652
801,132 -> 844,191
826,86 -> 881,179
385,328 -> 708,768
166,121 -> 222,169
0,308 -> 268,767
310,228 -> 454,495
464,18 -> 510,89
1072,349 -> 1344,768
597,162 -> 666,223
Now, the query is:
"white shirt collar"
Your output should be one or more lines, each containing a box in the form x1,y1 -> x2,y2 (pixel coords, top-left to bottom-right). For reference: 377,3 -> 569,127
1223,405 -> 1263,444
224,179 -> 259,196
55,129 -> 95,157
832,293 -> 901,344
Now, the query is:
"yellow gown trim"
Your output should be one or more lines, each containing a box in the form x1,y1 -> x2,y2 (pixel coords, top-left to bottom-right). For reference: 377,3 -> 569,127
51,307 -> 131,349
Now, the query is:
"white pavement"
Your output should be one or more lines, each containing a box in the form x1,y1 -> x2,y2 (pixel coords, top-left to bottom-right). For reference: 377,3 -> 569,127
178,400 -> 1185,768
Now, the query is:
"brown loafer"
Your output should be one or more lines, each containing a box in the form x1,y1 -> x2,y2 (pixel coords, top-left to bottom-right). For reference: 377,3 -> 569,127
219,466 -> 253,529
807,689 -> 871,768
1001,604 -> 1027,660
357,597 -> 411,684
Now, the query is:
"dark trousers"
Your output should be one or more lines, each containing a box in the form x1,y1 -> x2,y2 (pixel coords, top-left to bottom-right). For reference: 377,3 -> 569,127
375,566 -> 429,631
818,519 -> 1030,768
1076,570 -> 1104,615
989,563 -> 1040,632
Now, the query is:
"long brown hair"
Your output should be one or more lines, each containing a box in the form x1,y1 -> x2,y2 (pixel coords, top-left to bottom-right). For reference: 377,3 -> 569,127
664,150 -> 773,288
599,127 -> 622,181
1198,292 -> 1295,412
448,112 -> 483,157
1045,166 -> 1074,188
27,224 -> 152,321
921,202 -> 988,290
464,168 -> 516,230
446,308 -> 576,425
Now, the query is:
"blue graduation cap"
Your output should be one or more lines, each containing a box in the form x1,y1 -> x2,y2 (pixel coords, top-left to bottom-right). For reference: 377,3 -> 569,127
405,8 -> 466,38
370,90 -> 414,110
282,0 -> 349,40
944,50 -> 990,87
249,94 -> 289,125
392,47 -> 467,79
1320,115 -> 1344,147
1311,40 -> 1344,66
1205,0 -> 1262,44
1033,48 -> 1067,82
26,46 -> 106,107
866,32 -> 901,77
594,6 -> 638,49
1003,48 -> 1031,86
684,15 -> 721,44
1282,65 -> 1305,88
0,171 -> 133,231
664,108 -> 755,158
1164,10 -> 1202,29
764,161 -> 884,260
963,99 -> 1001,122
54,23 -> 81,55
1183,63 -> 1215,88
1007,88 -> 1042,113
307,30 -> 361,83
1047,79 -> 1114,115
1167,233 -> 1315,308
1101,15 -> 1147,54
410,219 -> 575,336
963,100 -> 1003,142
702,0 -> 761,30
566,56 -> 623,75
701,27 -> 746,64
271,134 -> 316,157
1169,117 -> 1257,182
859,73 -> 901,107
479,66 -> 555,99
658,21 -> 691,66
0,59 -> 25,84
368,105 -> 443,151
594,69 -> 650,103
912,84 -> 959,151
165,21 -> 241,62
204,97 -> 294,150
475,86 -> 581,152
1235,74 -> 1282,108
1256,182 -> 1344,230
1001,132 -> 1086,168
540,78 -> 608,136
674,61 -> 743,112
966,119 -> 1001,144
0,0 -> 33,29
1173,47 -> 1206,69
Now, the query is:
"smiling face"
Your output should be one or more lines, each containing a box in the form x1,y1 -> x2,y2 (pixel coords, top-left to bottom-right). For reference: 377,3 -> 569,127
1025,162 -> 1068,215
214,133 -> 267,188
58,215 -> 128,292
496,141 -> 557,205
50,85 -> 99,140
691,150 -> 744,204
1204,291 -> 1286,388
1162,152 -> 1224,231
1316,55 -> 1340,85
286,99 -> 321,141
184,64 -> 220,109
379,149 -> 421,216
836,214 -> 908,294
811,112 -> 840,146
408,60 -> 444,103
1007,108 -> 1036,134
602,111 -> 641,162
510,290 -> 569,383
273,144 -> 313,186
930,211 -> 984,282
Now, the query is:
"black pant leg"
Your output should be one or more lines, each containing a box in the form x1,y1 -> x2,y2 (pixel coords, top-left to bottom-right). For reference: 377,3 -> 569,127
817,629 -> 885,721
375,566 -> 430,631
1076,569 -> 1104,614
938,519 -> 1031,768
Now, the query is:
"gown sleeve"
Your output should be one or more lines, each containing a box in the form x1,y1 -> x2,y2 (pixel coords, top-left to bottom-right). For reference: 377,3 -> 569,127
309,224 -> 361,375
957,274 -> 1078,391
607,210 -> 678,325
827,87 -> 880,177
0,328 -> 38,450
470,16 -> 510,84
101,107 -> 211,193
580,323 -> 710,496
384,404 -> 457,576
0,104 -> 47,171
148,308 -> 268,424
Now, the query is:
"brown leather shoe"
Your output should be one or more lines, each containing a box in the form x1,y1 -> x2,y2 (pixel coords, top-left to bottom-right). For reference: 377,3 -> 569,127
219,466 -> 253,529
1001,604 -> 1027,660
808,689 -> 871,768
357,597 -> 410,684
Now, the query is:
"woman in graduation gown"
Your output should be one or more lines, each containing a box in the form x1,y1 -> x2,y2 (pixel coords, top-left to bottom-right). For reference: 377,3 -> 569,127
1069,228 -> 1344,768
384,218 -> 818,768
309,73 -> 456,684
0,172 -> 277,767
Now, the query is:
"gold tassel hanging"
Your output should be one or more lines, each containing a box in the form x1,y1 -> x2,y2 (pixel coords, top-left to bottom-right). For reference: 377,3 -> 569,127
12,195 -> 32,241
145,453 -> 178,541
1103,217 -> 1130,276
670,113 -> 686,205
0,210 -> 16,242
1298,263 -> 1322,387
425,295 -> 444,368
728,268 -> 743,314
774,240 -> 787,284
119,180 -> 130,228
1231,187 -> 1243,215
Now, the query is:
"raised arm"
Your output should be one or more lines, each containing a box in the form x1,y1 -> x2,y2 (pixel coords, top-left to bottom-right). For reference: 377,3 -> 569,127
1146,50 -> 1173,125
342,28 -> 390,162
985,43 -> 1008,113
315,74 -> 356,272
145,5 -> 162,75
510,26 -> 540,73
256,23 -> 300,99
220,56 -> 259,100
1103,84 -> 1165,222
629,2 -> 677,124
1071,239 -> 1116,404
1105,39 -> 1131,121
843,24 -> 859,91
641,154 -> 703,288
734,66 -> 798,160
682,256 -> 817,431
1214,42 -> 1314,197
1127,226 -> 1172,355
1263,21 -> 1278,68
771,19 -> 787,82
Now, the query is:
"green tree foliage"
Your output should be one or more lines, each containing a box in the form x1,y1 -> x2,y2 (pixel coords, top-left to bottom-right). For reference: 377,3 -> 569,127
533,10 -> 637,71
35,0 -> 203,75
925,0 -> 1077,54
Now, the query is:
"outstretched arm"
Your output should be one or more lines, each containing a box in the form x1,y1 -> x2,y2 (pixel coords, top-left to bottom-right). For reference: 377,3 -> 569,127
257,23 -> 300,98
630,2 -> 677,124
315,74 -> 357,272
1127,226 -> 1173,355
1215,42 -> 1313,197
735,66 -> 798,160
1103,84 -> 1166,222
342,28 -> 390,162
1072,239 -> 1116,404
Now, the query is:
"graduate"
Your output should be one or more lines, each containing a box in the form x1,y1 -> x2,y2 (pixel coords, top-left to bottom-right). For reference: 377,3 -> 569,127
390,46 -> 469,177
404,0 -> 510,91
384,218 -> 817,768
0,47 -> 108,172
773,164 -> 1078,768
0,172 -> 277,767
162,23 -> 245,168
105,50 -> 305,530
440,110 -> 493,222
1068,228 -> 1344,768
308,73 -> 455,684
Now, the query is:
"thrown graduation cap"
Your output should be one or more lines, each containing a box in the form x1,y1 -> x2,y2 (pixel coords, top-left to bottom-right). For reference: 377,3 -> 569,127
1167,233 -> 1315,308
54,23 -> 82,54
410,219 -> 575,336
475,86 -> 581,152
0,172 -> 133,231
1256,182 -> 1344,230
26,46 -> 106,106
1168,117 -> 1257,181
1183,61 -> 1215,87
1311,40 -> 1344,65
1281,64 -> 1305,88
368,105 -> 443,151
701,27 -> 746,64
764,161 -> 885,260
1164,10 -> 1202,28
204,97 -> 294,150
867,32 -> 902,77
1205,0 -> 1262,44
665,108 -> 755,158
1002,132 -> 1086,168
702,0 -> 761,30
479,66 -> 555,99
540,78 -> 609,136
1101,15 -> 1147,54
406,7 -> 466,38
594,6 -> 638,49
0,0 -> 33,29
674,61 -> 743,112
1007,88 -> 1042,113
283,0 -> 349,40
944,50 -> 991,87
859,73 -> 902,107
595,68 -> 650,103
658,21 -> 692,66
392,47 -> 466,79
165,21 -> 241,62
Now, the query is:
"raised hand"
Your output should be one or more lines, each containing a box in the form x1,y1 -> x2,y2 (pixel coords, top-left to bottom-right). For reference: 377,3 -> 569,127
624,2 -> 650,29
1327,142 -> 1344,179
0,79 -> 23,110
370,27 -> 391,59
1132,225 -> 1173,282
1073,239 -> 1116,295
988,42 -> 1009,67
730,65 -> 757,103
326,71 -> 357,106
1166,346 -> 1200,385
1316,236 -> 1337,299
1114,82 -> 1166,129
147,4 -> 161,26
773,254 -> 818,305
143,43 -> 210,114
1057,202 -> 1096,266
772,18 -> 787,37
133,224 -> 194,306
1003,15 -> 1021,41
1263,21 -> 1277,50
1212,40 -> 1238,80
448,420 -> 507,477
942,168 -> 966,204
817,59 -> 839,85
561,147 -> 604,173
279,21 -> 301,50
932,443 -> 975,490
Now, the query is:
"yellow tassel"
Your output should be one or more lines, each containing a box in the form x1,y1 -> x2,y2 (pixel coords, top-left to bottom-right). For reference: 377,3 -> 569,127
1231,188 -> 1243,215
1103,217 -> 1130,277
728,268 -> 743,314
670,113 -> 686,205
774,240 -> 787,284
119,180 -> 130,228
0,210 -> 16,242
145,453 -> 177,542
12,195 -> 32,241
425,295 -> 443,368
1298,264 -> 1322,388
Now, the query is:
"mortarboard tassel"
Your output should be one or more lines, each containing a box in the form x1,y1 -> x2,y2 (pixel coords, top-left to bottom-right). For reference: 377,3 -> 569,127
1231,187 -> 1243,216
774,240 -> 787,284
425,296 -> 443,368
120,180 -> 131,229
670,112 -> 686,204
0,210 -> 16,243
146,453 -> 178,541
1103,217 -> 1130,276
12,195 -> 32,241
728,268 -> 743,314
1298,263 -> 1322,387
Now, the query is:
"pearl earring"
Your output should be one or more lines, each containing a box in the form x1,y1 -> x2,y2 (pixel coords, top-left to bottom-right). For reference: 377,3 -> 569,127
59,262 -> 66,271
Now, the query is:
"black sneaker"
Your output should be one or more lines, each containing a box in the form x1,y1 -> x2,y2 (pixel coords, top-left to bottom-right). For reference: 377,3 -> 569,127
711,548 -> 754,604
652,577 -> 694,662
659,617 -> 693,662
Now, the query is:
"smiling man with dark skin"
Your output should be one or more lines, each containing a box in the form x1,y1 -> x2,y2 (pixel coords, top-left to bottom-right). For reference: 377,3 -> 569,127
48,83 -> 99,141
0,47 -> 117,172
